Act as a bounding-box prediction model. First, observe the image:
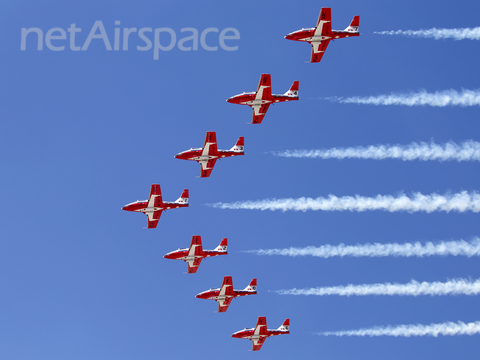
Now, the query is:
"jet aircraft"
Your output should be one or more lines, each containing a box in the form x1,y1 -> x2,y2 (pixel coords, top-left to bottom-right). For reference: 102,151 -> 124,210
231,317 -> 290,351
227,74 -> 299,124
285,7 -> 360,63
163,236 -> 227,273
175,131 -> 244,178
121,184 -> 188,229
196,276 -> 257,312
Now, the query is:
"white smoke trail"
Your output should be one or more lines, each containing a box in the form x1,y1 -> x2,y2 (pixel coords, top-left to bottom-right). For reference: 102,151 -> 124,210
320,321 -> 480,337
209,191 -> 480,213
246,238 -> 480,258
276,278 -> 480,297
374,27 -> 480,40
327,89 -> 480,107
273,140 -> 480,162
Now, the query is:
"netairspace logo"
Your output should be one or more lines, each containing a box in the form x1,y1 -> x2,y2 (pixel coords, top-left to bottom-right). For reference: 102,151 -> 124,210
20,21 -> 240,59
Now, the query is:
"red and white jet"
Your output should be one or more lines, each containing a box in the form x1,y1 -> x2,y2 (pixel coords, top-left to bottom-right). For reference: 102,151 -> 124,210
196,276 -> 257,312
231,317 -> 290,351
163,236 -> 227,273
175,131 -> 244,178
285,7 -> 360,63
121,184 -> 188,229
227,74 -> 299,124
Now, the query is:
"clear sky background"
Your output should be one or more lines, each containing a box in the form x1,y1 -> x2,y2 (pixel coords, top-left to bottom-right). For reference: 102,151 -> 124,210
1,0 -> 480,359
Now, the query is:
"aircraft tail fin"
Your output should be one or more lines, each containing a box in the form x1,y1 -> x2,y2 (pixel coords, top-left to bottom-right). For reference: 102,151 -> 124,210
244,278 -> 257,292
214,238 -> 228,252
344,16 -> 360,32
230,137 -> 244,152
277,319 -> 290,333
284,81 -> 299,97
175,189 -> 189,204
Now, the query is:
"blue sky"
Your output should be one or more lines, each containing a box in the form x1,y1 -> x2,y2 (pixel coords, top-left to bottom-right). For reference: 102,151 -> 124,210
1,0 -> 480,358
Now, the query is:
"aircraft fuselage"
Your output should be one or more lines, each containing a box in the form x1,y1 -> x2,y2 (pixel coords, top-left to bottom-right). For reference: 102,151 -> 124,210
121,200 -> 184,213
227,93 -> 298,106
174,148 -> 242,162
285,28 -> 359,42
163,249 -> 227,261
196,288 -> 255,300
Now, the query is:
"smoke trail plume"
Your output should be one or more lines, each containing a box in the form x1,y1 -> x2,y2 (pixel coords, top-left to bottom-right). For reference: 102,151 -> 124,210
374,27 -> 480,40
209,191 -> 480,213
276,278 -> 480,297
246,238 -> 480,258
320,321 -> 480,337
273,140 -> 480,162
326,89 -> 480,107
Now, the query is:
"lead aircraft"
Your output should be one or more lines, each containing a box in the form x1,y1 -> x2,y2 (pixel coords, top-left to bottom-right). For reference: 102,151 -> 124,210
175,131 -> 244,178
285,7 -> 360,63
121,184 -> 189,229
163,236 -> 228,273
227,74 -> 299,124
196,276 -> 257,312
231,317 -> 290,351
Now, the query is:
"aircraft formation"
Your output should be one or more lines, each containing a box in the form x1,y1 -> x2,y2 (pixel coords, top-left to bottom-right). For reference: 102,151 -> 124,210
121,7 -> 359,351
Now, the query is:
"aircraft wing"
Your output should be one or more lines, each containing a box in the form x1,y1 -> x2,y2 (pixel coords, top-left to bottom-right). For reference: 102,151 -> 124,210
147,210 -> 162,229
254,317 -> 268,334
310,39 -> 330,63
186,236 -> 203,273
217,297 -> 233,313
251,103 -> 270,124
202,131 -> 218,156
251,337 -> 266,351
255,74 -> 271,101
147,184 -> 163,208
200,159 -> 217,178
187,257 -> 202,274
189,236 -> 203,253
314,7 -> 332,36
251,317 -> 268,350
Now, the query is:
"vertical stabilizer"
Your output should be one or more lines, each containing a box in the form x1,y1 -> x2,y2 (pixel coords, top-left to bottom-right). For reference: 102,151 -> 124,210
176,189 -> 189,204
214,238 -> 228,252
244,278 -> 257,292
277,319 -> 290,333
230,137 -> 245,152
284,81 -> 299,97
344,16 -> 360,32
